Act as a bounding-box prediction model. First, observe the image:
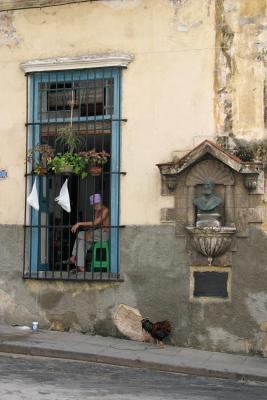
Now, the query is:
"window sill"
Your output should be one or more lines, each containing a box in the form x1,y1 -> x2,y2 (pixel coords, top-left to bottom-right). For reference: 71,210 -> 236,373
23,271 -> 123,283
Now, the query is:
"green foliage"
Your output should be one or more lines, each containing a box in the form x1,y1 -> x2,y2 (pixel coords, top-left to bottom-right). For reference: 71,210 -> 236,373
232,137 -> 267,162
47,152 -> 87,179
79,149 -> 110,165
27,144 -> 54,163
234,147 -> 254,162
33,161 -> 46,175
27,144 -> 55,173
29,135 -> 110,179
56,126 -> 83,153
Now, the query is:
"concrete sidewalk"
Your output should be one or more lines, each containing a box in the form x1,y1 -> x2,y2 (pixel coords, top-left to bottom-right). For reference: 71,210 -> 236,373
0,324 -> 266,383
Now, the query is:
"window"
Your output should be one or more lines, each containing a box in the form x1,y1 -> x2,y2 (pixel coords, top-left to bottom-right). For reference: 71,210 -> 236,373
24,68 -> 122,281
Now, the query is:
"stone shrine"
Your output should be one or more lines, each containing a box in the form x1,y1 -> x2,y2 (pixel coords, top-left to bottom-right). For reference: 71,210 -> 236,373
157,140 -> 264,265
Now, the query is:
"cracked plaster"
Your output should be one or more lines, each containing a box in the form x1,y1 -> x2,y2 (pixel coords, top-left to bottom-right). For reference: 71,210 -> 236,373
246,292 -> 267,325
207,327 -> 252,353
214,0 -> 267,139
171,0 -> 209,33
0,12 -> 20,47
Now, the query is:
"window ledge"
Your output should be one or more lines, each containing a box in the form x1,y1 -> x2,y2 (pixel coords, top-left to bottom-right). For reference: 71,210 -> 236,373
23,275 -> 124,283
20,53 -> 134,73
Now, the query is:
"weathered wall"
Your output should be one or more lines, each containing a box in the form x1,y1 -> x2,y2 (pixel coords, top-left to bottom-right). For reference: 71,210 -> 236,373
214,0 -> 267,139
211,0 -> 267,352
0,0 -> 266,355
0,0 -> 96,11
0,0 -> 215,225
1,223 -> 267,354
0,225 -> 186,338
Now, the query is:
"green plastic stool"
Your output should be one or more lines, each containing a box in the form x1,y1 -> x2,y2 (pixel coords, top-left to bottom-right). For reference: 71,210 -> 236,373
92,241 -> 109,271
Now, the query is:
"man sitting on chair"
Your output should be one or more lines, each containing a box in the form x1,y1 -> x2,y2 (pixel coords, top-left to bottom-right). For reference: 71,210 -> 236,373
70,193 -> 109,272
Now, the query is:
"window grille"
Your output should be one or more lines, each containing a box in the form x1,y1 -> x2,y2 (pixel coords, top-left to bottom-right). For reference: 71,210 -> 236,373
23,68 -> 123,281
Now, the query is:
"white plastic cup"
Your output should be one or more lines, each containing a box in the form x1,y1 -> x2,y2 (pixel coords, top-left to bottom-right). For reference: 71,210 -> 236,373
32,321 -> 39,331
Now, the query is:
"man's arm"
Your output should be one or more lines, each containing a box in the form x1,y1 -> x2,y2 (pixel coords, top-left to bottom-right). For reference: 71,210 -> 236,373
71,208 -> 109,233
71,221 -> 92,233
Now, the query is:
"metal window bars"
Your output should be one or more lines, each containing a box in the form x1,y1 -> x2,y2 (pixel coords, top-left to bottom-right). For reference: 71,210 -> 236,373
23,68 -> 124,281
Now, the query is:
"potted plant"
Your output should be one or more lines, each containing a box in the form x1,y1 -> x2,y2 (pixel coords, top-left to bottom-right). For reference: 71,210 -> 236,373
234,146 -> 254,162
51,122 -> 85,174
79,149 -> 110,176
47,152 -> 87,178
27,144 -> 54,175
56,125 -> 83,154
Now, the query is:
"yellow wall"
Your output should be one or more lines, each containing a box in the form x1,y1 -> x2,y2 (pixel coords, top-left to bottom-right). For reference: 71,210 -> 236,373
215,0 -> 267,140
0,0 -> 215,225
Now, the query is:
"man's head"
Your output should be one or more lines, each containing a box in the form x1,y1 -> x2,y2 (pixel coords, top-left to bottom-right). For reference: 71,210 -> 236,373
89,193 -> 102,209
202,178 -> 215,196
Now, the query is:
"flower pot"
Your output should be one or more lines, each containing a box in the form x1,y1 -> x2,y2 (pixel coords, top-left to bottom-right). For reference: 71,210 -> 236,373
33,167 -> 47,176
58,165 -> 74,174
88,165 -> 102,176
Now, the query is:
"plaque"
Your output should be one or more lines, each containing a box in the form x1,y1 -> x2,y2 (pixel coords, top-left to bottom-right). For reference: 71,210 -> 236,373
193,271 -> 228,298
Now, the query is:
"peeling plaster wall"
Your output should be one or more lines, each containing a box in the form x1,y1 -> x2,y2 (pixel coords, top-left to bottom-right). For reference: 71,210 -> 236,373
0,0 -> 215,225
0,1 -> 98,12
214,0 -> 267,139
0,12 -> 21,46
213,3 -> 267,355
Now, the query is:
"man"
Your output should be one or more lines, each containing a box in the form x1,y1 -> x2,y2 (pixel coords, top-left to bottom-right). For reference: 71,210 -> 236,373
70,193 -> 109,272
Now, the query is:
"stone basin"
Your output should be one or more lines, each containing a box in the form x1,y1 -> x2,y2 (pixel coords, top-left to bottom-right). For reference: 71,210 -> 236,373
186,226 -> 236,258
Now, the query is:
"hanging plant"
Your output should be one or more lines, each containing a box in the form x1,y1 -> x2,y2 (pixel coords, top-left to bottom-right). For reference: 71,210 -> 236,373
79,149 -> 110,176
47,152 -> 87,179
56,125 -> 84,154
27,144 -> 54,175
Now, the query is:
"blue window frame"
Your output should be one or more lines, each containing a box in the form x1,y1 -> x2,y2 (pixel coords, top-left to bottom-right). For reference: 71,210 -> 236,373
24,68 -> 121,280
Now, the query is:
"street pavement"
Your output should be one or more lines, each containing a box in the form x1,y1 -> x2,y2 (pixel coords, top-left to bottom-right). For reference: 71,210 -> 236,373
0,353 -> 266,400
0,324 -> 266,384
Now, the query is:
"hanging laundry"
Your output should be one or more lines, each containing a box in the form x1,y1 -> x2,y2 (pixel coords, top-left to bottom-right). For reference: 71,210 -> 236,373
55,179 -> 71,213
27,178 -> 39,211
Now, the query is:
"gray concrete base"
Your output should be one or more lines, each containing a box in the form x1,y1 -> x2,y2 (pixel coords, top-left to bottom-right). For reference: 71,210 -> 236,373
1,225 -> 267,355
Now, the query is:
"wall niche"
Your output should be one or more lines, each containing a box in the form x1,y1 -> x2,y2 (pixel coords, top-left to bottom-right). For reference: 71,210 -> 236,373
157,140 -> 264,268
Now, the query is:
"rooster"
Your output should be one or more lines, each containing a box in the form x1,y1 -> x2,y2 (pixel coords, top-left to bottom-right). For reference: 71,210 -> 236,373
141,318 -> 171,348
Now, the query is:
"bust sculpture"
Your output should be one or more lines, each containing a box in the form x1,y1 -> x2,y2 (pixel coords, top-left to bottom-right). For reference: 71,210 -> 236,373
193,178 -> 223,227
194,178 -> 223,212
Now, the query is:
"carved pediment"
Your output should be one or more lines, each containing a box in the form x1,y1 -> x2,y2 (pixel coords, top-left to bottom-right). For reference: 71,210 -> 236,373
157,140 -> 261,176
186,159 -> 234,186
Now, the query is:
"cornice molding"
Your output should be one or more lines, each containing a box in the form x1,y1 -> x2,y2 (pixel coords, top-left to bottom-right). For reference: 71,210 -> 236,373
20,53 -> 134,73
